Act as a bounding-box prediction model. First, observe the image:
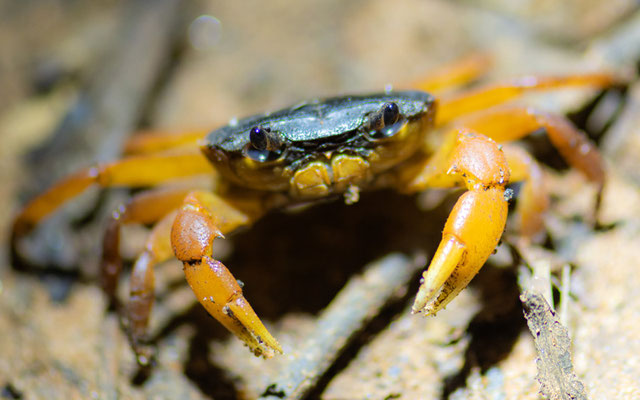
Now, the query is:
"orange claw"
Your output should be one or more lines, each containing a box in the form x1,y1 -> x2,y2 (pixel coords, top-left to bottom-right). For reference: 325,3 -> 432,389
171,192 -> 282,357
184,257 -> 282,357
412,132 -> 510,314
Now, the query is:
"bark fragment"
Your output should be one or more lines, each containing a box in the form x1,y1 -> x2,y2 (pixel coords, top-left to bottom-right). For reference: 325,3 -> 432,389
521,290 -> 588,400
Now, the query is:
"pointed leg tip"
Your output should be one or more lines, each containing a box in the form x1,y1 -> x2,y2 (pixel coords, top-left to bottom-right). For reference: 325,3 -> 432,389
412,299 -> 440,317
413,282 -> 446,317
259,336 -> 284,357
412,292 -> 428,314
247,335 -> 283,359
230,321 -> 284,359
413,281 -> 439,314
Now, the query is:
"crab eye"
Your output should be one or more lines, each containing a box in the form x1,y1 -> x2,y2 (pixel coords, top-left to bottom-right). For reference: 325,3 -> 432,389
249,125 -> 283,151
246,126 -> 284,162
250,126 -> 269,150
381,102 -> 400,126
365,102 -> 404,139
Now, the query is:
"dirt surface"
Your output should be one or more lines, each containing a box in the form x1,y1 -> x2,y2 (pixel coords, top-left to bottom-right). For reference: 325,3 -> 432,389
1,1 -> 639,399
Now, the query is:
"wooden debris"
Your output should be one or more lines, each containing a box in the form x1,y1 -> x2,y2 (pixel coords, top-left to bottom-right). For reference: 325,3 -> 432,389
258,254 -> 421,400
520,291 -> 588,400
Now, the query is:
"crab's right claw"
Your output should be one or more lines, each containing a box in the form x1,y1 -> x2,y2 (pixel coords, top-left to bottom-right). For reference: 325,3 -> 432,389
412,187 -> 508,314
172,192 -> 282,357
411,133 -> 510,315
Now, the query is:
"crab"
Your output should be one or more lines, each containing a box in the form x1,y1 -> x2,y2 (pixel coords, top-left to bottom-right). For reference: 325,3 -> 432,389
10,56 -> 612,365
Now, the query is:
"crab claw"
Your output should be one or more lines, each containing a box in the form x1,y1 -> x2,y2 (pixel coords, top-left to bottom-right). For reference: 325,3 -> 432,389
184,257 -> 283,357
412,187 -> 508,314
172,191 -> 282,357
412,132 -> 510,315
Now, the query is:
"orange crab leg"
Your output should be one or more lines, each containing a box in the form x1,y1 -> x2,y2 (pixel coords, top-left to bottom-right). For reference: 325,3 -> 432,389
125,211 -> 178,364
436,73 -> 615,126
101,186 -> 193,299
171,191 -> 282,358
454,105 -> 604,188
452,104 -> 605,223
410,53 -> 492,94
502,145 -> 549,238
12,150 -> 213,240
103,187 -> 222,365
405,102 -> 603,233
409,131 -> 510,314
124,130 -> 208,155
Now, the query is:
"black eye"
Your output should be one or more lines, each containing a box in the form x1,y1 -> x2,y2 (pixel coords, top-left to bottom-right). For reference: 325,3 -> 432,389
250,126 -> 269,150
246,125 -> 284,162
366,102 -> 401,131
382,102 -> 400,126
365,102 -> 404,139
249,125 -> 283,152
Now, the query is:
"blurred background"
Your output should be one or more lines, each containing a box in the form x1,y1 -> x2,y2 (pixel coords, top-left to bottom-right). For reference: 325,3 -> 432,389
1,1 -> 639,399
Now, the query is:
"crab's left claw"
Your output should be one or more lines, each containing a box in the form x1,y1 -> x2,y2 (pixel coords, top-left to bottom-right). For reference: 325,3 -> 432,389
172,191 -> 282,357
412,132 -> 510,315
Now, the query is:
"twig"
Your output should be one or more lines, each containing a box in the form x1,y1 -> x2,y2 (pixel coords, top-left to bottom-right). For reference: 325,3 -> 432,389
258,254 -> 422,400
520,291 -> 589,400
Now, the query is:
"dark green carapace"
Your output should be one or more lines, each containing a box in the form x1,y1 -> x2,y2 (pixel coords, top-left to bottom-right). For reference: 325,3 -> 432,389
202,91 -> 436,193
206,91 -> 434,156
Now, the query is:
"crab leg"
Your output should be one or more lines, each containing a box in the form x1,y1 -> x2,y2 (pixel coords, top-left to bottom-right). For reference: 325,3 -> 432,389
406,130 -> 510,315
101,186 -> 193,299
125,210 -> 177,364
436,72 -> 615,126
453,104 -> 605,223
405,101 -> 604,234
11,151 -> 213,248
410,53 -> 492,94
171,191 -> 282,358
501,145 -> 549,238
453,105 -> 604,188
123,130 -> 208,155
